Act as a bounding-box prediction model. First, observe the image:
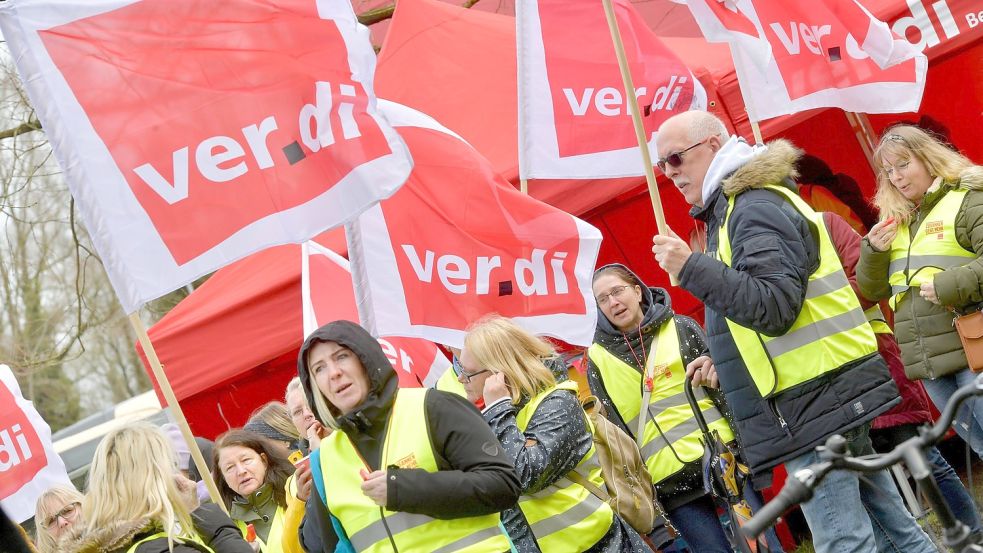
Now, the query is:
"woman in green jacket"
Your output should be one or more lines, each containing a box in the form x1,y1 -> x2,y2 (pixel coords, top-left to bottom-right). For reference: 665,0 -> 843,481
858,124 -> 983,456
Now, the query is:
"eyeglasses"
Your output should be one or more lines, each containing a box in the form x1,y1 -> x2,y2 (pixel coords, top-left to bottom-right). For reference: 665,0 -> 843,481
885,134 -> 909,145
45,502 -> 80,529
596,285 -> 633,306
458,368 -> 490,384
882,160 -> 911,178
657,137 -> 710,172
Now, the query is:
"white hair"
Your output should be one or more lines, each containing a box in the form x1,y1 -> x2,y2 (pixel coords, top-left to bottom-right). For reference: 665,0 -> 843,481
685,111 -> 729,143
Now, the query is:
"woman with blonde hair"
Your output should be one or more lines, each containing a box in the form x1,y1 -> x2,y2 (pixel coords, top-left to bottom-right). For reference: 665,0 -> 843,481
859,124 -> 983,456
244,402 -> 303,458
61,422 -> 251,553
34,485 -> 83,553
461,315 -> 650,552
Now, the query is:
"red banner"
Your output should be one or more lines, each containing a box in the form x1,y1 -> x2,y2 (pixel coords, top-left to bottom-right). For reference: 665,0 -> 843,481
302,242 -> 448,388
0,0 -> 411,313
517,0 -> 705,179
687,0 -> 927,119
350,102 -> 601,348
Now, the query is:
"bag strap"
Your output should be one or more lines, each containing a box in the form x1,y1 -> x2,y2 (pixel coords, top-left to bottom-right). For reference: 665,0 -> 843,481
310,449 -> 327,505
636,332 -> 661,447
567,466 -> 611,504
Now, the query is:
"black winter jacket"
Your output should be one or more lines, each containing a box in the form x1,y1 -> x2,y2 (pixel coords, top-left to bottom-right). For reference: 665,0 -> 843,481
678,140 -> 898,488
586,264 -> 720,511
297,320 -> 521,552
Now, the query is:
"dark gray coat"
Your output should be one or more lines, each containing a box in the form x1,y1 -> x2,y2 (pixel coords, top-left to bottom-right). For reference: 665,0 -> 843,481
678,140 -> 898,487
483,387 -> 650,552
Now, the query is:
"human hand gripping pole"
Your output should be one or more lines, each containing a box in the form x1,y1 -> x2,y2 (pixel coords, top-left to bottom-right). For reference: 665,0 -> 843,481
743,373 -> 983,553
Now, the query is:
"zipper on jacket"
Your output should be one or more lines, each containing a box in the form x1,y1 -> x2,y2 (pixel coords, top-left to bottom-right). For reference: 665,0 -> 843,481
910,290 -> 936,379
767,398 -> 793,438
905,208 -> 937,380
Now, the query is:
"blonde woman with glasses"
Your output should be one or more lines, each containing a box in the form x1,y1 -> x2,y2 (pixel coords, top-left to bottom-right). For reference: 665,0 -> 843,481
61,422 -> 251,553
858,125 -> 983,458
34,485 -> 83,553
461,316 -> 650,552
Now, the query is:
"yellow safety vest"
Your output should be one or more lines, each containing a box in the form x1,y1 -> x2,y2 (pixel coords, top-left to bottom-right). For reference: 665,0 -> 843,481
235,505 -> 286,553
717,185 -> 878,397
865,304 -> 893,335
128,530 -> 215,553
888,188 -> 975,309
587,318 -> 735,483
513,381 -> 613,552
321,388 -> 509,553
435,366 -> 467,398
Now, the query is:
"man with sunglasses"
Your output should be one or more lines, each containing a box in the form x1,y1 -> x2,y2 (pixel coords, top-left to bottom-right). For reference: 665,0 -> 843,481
650,111 -> 934,553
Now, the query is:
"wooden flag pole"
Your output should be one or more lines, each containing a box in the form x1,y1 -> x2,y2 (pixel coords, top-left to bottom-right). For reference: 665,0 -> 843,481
601,0 -> 678,285
520,178 -> 529,195
129,311 -> 228,515
845,111 -> 880,174
749,120 -> 764,145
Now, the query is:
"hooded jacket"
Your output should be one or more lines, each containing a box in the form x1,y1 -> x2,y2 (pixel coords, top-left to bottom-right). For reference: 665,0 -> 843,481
677,140 -> 898,487
857,167 -> 983,380
586,263 -> 719,511
297,320 -> 520,552
60,504 -> 251,553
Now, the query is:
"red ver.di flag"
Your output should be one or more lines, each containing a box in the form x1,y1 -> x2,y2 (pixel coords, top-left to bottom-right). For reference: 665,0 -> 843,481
0,0 -> 412,314
302,241 -> 450,388
684,0 -> 927,121
0,365 -> 72,523
349,101 -> 601,349
517,0 -> 706,179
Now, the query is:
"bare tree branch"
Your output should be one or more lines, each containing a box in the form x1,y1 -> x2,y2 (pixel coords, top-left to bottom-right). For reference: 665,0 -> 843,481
0,118 -> 41,141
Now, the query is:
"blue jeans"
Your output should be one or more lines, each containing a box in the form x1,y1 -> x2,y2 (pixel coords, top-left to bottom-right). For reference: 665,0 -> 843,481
785,425 -> 936,553
922,368 -> 983,458
666,494 -> 732,553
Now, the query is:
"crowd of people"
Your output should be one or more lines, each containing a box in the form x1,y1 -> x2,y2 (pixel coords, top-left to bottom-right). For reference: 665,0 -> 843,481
8,111 -> 983,553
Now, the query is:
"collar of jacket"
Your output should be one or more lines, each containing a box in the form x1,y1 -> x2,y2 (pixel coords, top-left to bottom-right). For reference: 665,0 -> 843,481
721,139 -> 803,197
232,482 -> 277,523
59,518 -> 156,553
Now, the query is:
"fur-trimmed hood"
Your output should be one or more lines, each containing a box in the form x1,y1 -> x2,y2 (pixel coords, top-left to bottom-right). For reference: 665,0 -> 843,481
956,165 -> 983,191
722,139 -> 803,197
60,519 -> 156,553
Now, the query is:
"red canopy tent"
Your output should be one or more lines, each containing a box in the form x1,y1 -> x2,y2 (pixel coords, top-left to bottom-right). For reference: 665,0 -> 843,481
139,0 -> 982,441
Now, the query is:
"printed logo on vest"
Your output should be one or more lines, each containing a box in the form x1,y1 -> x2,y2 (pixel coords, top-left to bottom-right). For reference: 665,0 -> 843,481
394,453 -> 418,469
925,220 -> 944,235
852,401 -> 866,415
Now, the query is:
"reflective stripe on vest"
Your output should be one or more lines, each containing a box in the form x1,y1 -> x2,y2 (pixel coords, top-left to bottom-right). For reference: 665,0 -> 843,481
235,504 -> 286,552
321,388 -> 508,553
717,185 -> 878,397
864,305 -> 892,335
513,380 -> 613,551
587,318 -> 735,483
888,189 -> 975,309
435,366 -> 467,398
128,531 -> 215,553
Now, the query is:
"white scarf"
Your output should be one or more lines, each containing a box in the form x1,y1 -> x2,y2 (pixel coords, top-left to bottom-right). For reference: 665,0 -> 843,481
702,136 -> 768,206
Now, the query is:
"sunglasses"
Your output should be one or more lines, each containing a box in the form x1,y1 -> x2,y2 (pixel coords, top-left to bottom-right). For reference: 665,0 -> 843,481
657,137 -> 710,173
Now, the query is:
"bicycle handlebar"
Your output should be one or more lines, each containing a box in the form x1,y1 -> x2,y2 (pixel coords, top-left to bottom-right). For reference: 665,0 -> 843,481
743,372 -> 983,538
